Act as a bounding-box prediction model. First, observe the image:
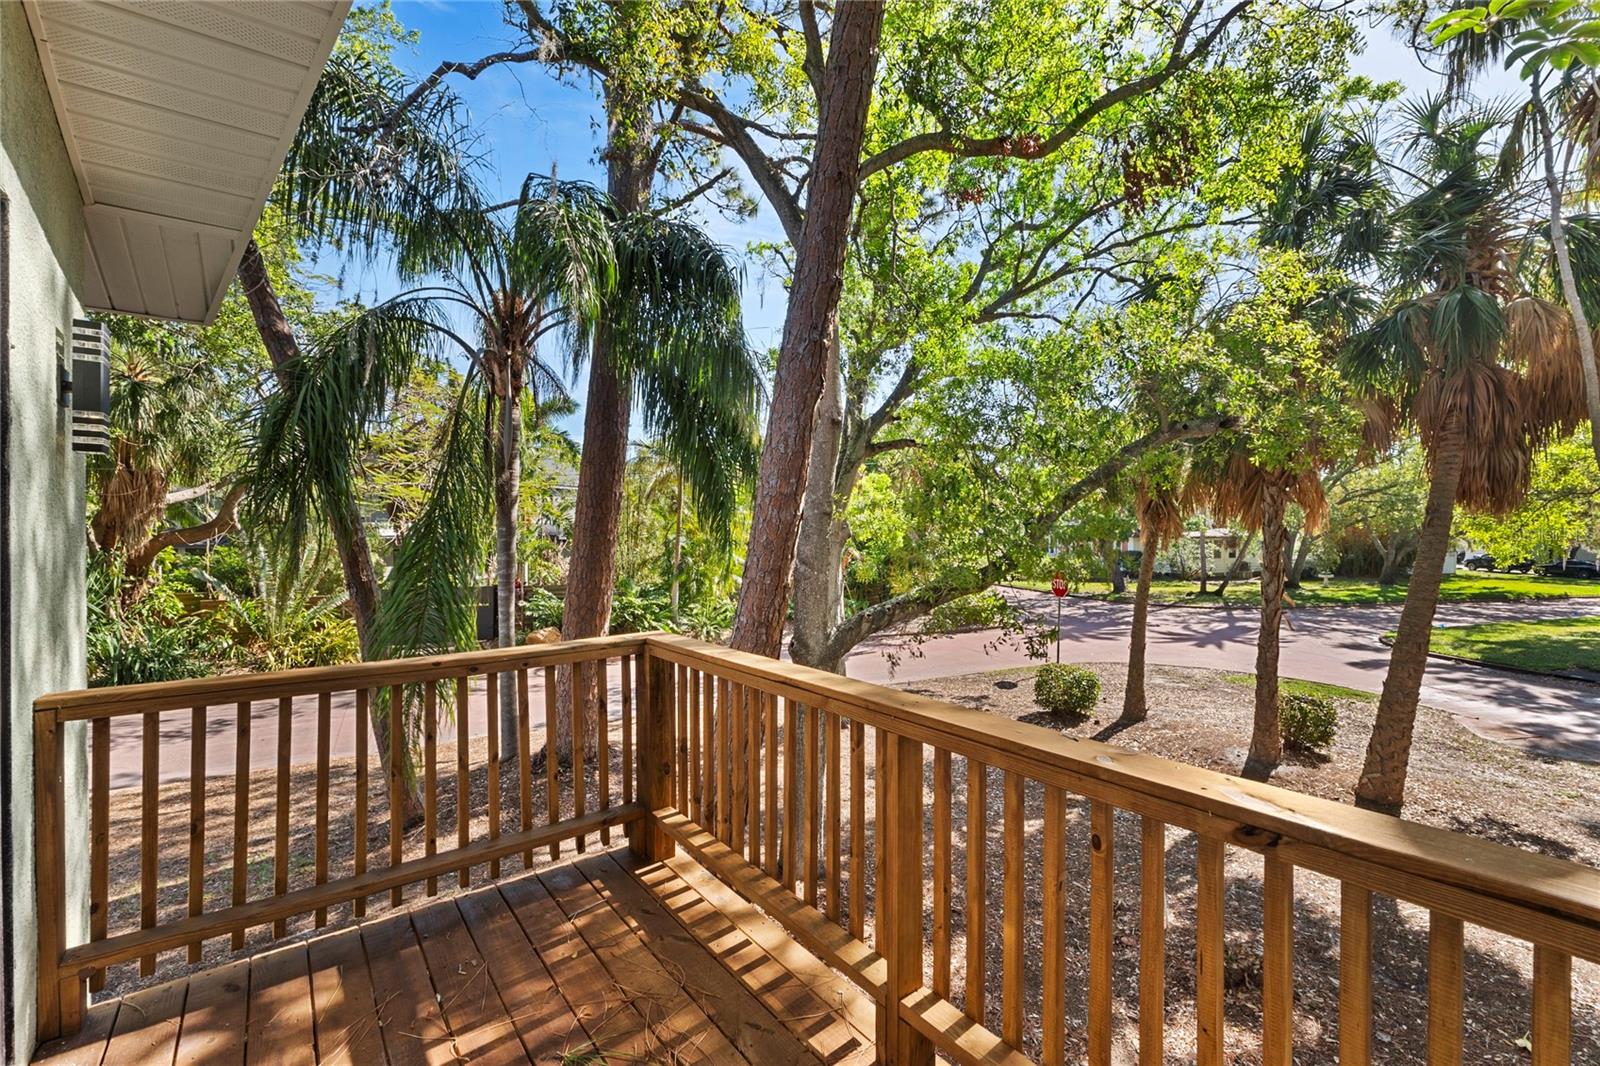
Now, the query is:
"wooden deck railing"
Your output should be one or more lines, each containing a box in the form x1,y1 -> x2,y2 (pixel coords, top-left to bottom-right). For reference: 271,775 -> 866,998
34,633 -> 1600,1063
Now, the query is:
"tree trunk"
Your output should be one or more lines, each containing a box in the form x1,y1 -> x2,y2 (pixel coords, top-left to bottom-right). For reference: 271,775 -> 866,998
493,379 -> 523,760
1281,527 -> 1299,587
1377,536 -> 1405,587
1356,412 -> 1466,812
1290,529 -> 1315,588
729,2 -> 886,657
1103,540 -> 1127,595
1121,519 -> 1158,723
1535,84 -> 1600,472
239,240 -> 383,654
554,79 -> 656,764
1245,480 -> 1289,780
790,332 -> 850,673
1197,524 -> 1209,592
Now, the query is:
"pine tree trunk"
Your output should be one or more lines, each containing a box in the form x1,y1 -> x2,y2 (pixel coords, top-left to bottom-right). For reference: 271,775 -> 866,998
238,238 -> 416,818
1356,413 -> 1466,812
1245,479 -> 1288,779
729,2 -> 886,657
1121,520 -> 1158,722
494,382 -> 522,760
554,79 -> 655,764
1535,85 -> 1600,472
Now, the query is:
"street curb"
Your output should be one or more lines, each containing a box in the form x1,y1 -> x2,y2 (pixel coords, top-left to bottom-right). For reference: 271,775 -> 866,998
1376,634 -> 1600,686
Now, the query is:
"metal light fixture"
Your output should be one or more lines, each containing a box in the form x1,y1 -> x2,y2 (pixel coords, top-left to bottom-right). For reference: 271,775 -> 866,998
63,318 -> 110,454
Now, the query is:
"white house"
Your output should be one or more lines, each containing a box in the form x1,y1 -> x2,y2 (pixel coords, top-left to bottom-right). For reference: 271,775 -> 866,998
2,3 -> 345,1058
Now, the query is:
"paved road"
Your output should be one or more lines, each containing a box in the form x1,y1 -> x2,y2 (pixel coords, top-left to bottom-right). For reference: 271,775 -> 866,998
842,588 -> 1600,762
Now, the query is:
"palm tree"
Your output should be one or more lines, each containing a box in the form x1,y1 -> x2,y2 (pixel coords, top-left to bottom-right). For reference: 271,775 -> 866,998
1121,479 -> 1183,723
251,173 -> 613,761
1350,100 -> 1589,811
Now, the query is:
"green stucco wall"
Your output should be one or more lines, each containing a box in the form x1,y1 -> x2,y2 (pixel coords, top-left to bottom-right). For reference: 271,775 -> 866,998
1,3 -> 90,1061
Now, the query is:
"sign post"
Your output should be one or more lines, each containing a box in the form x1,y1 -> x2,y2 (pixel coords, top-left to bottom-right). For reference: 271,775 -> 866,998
1050,571 -> 1068,663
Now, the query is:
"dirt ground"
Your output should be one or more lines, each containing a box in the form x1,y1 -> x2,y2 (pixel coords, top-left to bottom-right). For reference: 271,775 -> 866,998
92,662 -> 1598,1064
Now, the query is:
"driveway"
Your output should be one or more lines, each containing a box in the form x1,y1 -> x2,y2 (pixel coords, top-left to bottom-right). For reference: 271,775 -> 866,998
841,587 -> 1600,762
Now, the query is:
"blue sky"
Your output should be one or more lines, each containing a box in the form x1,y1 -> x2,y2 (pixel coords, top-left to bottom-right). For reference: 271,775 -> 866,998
323,2 -> 1519,442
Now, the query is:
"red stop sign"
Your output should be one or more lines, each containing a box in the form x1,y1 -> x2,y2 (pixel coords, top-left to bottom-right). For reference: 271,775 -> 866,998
1050,572 -> 1067,597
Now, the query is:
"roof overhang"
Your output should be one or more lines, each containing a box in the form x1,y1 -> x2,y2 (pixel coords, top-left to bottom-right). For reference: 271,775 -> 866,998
23,1 -> 350,324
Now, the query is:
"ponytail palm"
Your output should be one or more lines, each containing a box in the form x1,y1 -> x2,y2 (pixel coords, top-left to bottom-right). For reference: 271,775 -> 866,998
1350,100 -> 1587,811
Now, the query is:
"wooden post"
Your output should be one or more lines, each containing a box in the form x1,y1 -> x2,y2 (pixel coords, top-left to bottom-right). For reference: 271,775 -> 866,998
34,711 -> 71,1042
630,651 -> 676,861
880,733 -> 933,1065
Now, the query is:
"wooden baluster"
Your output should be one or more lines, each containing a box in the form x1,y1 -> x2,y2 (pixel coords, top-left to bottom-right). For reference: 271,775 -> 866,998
1089,801 -> 1116,1064
1531,945 -> 1572,1066
965,758 -> 987,1022
688,667 -> 702,822
731,683 -> 747,852
702,671 -> 715,833
34,712 -> 72,1040
274,696 -> 292,936
826,710 -> 842,922
598,658 -> 612,846
1428,912 -> 1463,1066
1042,785 -> 1067,1066
785,697 -> 799,893
456,676 -> 470,888
542,665 -> 557,860
932,749 -> 952,999
1139,817 -> 1166,1066
874,727 -> 886,942
187,705 -> 206,962
423,681 -> 438,895
1339,884 -> 1372,1066
353,690 -> 367,919
486,671 -> 501,878
673,663 -> 686,809
570,661 -> 586,853
140,710 -> 158,976
1196,836 -> 1225,1066
389,685 -> 405,908
621,655 -> 634,807
718,677 -> 732,843
1262,856 -> 1294,1066
233,702 -> 254,940
1003,772 -> 1024,1047
314,692 -> 330,926
849,718 -> 865,939
745,688 -> 758,864
90,717 -> 109,991
764,693 -> 779,876
882,732 -> 933,1065
520,667 -> 535,865
804,704 -> 820,907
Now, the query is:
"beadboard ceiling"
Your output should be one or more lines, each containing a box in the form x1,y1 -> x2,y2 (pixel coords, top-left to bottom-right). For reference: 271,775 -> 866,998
23,1 -> 349,323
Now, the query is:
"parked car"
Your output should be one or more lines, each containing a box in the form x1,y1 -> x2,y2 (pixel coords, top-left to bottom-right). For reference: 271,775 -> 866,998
1463,553 -> 1496,571
1536,559 -> 1600,579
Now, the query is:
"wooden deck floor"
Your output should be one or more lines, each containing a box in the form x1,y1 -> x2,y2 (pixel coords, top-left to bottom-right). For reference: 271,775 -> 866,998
35,850 -> 876,1066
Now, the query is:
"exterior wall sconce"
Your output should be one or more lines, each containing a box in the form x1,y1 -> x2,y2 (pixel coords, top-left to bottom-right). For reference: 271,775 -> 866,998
60,318 -> 110,454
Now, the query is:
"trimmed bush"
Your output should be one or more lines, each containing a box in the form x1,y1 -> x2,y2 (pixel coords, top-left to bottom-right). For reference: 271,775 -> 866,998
1281,692 -> 1338,753
1034,663 -> 1100,718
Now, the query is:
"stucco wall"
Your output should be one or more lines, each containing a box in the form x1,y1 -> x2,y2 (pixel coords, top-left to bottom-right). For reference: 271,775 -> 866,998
1,3 -> 90,1061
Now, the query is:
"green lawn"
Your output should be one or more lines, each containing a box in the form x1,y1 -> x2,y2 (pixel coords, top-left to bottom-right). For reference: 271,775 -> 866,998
1221,673 -> 1375,701
1390,616 -> 1600,674
1008,572 -> 1600,607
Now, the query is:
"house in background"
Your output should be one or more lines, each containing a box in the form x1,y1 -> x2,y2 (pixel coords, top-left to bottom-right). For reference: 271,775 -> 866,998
1,2 -> 346,1059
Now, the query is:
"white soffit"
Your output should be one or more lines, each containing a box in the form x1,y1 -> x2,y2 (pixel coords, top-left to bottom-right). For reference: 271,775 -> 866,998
23,1 -> 350,324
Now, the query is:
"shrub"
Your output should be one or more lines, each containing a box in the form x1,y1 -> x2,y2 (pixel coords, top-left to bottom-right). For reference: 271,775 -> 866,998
1034,663 -> 1100,718
676,598 -> 735,643
1281,692 -> 1338,753
522,587 -> 564,630
608,584 -> 674,634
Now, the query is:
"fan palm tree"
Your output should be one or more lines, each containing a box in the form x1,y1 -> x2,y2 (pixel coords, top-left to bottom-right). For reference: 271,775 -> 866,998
1349,99 -> 1589,811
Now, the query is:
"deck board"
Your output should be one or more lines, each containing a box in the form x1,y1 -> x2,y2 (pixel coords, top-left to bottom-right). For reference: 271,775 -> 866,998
42,848 -> 848,1065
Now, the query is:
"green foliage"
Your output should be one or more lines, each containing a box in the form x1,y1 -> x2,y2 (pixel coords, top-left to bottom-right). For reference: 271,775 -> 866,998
220,539 -> 361,672
1033,664 -> 1101,718
1280,692 -> 1338,753
675,599 -> 736,643
1417,615 -> 1600,673
924,591 -> 1016,634
87,565 -> 227,687
523,587 -> 565,631
1456,433 -> 1600,563
608,584 -> 675,635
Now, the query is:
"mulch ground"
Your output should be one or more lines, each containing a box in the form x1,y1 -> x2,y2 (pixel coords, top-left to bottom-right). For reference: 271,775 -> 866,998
90,662 -> 1597,1064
